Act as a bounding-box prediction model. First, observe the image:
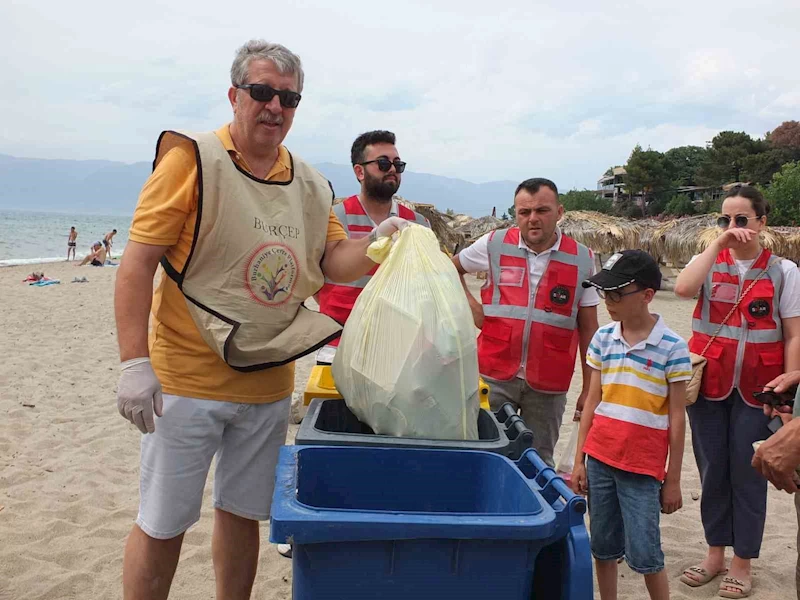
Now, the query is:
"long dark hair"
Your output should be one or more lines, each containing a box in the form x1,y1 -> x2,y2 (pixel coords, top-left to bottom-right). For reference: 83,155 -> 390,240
724,185 -> 770,218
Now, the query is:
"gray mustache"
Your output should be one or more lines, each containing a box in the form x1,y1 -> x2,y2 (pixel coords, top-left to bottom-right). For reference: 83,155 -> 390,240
257,114 -> 284,125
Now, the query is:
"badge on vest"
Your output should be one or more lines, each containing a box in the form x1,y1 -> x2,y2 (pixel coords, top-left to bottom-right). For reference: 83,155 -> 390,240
748,299 -> 770,318
246,243 -> 299,306
550,285 -> 571,306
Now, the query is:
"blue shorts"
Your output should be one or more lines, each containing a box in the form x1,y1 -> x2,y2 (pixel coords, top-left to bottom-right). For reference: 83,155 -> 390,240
586,456 -> 664,574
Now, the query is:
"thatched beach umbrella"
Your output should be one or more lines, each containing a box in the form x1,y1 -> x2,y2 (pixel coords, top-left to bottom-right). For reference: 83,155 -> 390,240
649,214 -> 789,266
772,227 -> 800,264
454,216 -> 508,243
557,211 -> 642,255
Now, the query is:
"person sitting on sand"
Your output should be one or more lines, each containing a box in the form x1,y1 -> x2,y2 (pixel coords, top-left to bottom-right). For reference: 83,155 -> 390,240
67,226 -> 78,261
79,242 -> 107,266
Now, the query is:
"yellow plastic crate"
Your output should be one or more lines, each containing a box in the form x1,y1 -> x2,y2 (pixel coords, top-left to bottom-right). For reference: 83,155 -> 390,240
304,365 -> 491,410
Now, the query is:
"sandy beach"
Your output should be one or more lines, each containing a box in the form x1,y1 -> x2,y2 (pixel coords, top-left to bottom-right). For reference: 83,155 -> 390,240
1,261 -> 797,600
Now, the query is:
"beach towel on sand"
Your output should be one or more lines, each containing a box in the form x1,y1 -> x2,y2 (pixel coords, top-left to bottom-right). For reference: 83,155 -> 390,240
30,279 -> 60,287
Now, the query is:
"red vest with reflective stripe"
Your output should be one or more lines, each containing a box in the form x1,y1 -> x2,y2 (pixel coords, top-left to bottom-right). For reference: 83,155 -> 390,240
317,195 -> 430,346
478,228 -> 594,393
688,249 -> 785,407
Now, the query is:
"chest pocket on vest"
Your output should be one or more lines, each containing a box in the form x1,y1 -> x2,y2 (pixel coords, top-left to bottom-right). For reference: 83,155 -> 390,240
498,266 -> 526,287
710,282 -> 738,303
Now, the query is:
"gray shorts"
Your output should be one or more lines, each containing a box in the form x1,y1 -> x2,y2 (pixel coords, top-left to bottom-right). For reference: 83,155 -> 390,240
136,394 -> 290,540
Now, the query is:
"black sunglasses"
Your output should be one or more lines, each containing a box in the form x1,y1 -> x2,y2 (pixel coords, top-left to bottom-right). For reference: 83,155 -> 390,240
358,157 -> 406,173
717,215 -> 760,229
234,83 -> 301,108
596,287 -> 645,303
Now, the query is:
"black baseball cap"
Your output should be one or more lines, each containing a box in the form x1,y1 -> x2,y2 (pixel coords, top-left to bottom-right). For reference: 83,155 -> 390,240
582,250 -> 661,292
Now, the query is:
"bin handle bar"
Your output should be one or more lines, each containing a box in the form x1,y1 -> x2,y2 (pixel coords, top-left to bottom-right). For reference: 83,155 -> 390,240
515,449 -> 587,519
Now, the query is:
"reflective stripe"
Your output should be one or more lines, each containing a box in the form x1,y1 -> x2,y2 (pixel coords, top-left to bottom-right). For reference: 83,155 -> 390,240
412,212 -> 429,226
323,274 -> 371,288
343,214 -> 375,228
487,230 -> 511,306
484,304 -> 580,330
691,319 -> 782,343
332,202 -> 347,225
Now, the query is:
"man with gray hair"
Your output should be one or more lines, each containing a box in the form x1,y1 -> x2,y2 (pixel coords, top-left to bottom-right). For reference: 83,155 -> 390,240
115,40 -> 408,599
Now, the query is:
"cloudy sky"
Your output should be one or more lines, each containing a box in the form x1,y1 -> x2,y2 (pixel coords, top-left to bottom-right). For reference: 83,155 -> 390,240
2,0 -> 798,189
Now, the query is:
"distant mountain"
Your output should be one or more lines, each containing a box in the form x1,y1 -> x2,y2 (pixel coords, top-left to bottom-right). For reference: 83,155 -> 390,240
0,153 -> 517,217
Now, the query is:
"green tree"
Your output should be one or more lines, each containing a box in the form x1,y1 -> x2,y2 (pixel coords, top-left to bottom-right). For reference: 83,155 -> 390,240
664,194 -> 696,216
664,146 -> 708,186
741,148 -> 796,185
697,131 -> 764,185
445,208 -> 455,216
624,145 -> 670,216
559,189 -> 612,213
763,161 -> 800,226
696,195 -> 722,214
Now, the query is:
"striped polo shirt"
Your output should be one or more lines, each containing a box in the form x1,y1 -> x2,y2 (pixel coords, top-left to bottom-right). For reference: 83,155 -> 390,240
582,315 -> 691,480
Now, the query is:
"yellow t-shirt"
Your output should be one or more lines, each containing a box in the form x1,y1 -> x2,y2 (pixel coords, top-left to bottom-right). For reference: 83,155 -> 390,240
129,124 -> 347,403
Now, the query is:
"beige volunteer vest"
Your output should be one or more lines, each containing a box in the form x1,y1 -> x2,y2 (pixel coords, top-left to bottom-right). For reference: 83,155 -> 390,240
155,130 -> 342,371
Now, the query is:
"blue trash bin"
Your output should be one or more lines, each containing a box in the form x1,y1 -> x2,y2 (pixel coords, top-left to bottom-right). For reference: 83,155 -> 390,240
270,445 -> 592,600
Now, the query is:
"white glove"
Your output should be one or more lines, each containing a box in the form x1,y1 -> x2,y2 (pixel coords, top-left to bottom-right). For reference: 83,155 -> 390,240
369,216 -> 410,242
117,357 -> 164,434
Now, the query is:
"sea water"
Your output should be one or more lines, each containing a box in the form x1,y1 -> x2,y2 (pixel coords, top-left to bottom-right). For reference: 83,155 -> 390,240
0,209 -> 132,266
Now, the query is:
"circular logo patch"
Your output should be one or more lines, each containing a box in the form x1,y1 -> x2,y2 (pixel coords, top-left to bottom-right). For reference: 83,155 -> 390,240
748,299 -> 770,319
550,285 -> 571,306
245,243 -> 299,306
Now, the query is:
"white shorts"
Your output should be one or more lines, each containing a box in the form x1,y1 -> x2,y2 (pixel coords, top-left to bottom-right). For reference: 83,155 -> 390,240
136,394 -> 290,540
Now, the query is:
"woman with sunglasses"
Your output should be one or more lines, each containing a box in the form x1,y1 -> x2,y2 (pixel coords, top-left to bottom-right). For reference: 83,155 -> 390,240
675,185 -> 800,598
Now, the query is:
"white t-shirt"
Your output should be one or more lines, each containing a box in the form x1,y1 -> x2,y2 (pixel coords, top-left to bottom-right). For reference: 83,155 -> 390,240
457,227 -> 600,307
686,254 -> 800,318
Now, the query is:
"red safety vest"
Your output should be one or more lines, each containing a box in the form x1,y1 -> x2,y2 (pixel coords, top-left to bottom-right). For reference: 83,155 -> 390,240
689,248 -> 785,407
478,228 -> 594,393
317,195 -> 429,346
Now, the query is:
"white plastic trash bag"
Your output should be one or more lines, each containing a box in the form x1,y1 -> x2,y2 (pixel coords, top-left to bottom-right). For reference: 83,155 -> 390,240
555,422 -> 581,485
332,224 -> 480,440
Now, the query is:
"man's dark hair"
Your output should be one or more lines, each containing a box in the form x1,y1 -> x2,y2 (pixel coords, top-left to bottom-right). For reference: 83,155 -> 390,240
515,177 -> 559,198
724,184 -> 770,218
112,229 -> 117,233
351,130 -> 396,165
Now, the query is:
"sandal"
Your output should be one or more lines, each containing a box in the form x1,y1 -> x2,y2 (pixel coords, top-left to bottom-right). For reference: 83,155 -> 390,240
680,565 -> 728,587
718,576 -> 751,598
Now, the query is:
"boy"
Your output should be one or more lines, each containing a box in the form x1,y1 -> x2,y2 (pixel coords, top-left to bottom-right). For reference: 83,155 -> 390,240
571,250 -> 691,600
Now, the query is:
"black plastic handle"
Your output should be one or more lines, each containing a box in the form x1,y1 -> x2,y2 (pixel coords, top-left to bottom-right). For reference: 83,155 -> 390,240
504,415 -> 534,461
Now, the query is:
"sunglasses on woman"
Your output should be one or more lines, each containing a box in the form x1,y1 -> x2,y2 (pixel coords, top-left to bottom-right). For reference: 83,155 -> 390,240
358,157 -> 407,173
234,83 -> 302,108
716,215 -> 760,229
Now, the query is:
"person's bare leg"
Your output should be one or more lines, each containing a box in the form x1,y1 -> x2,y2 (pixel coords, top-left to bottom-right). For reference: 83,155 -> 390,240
122,525 -> 184,600
212,508 -> 259,600
595,558 -> 618,600
643,570 -> 670,600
